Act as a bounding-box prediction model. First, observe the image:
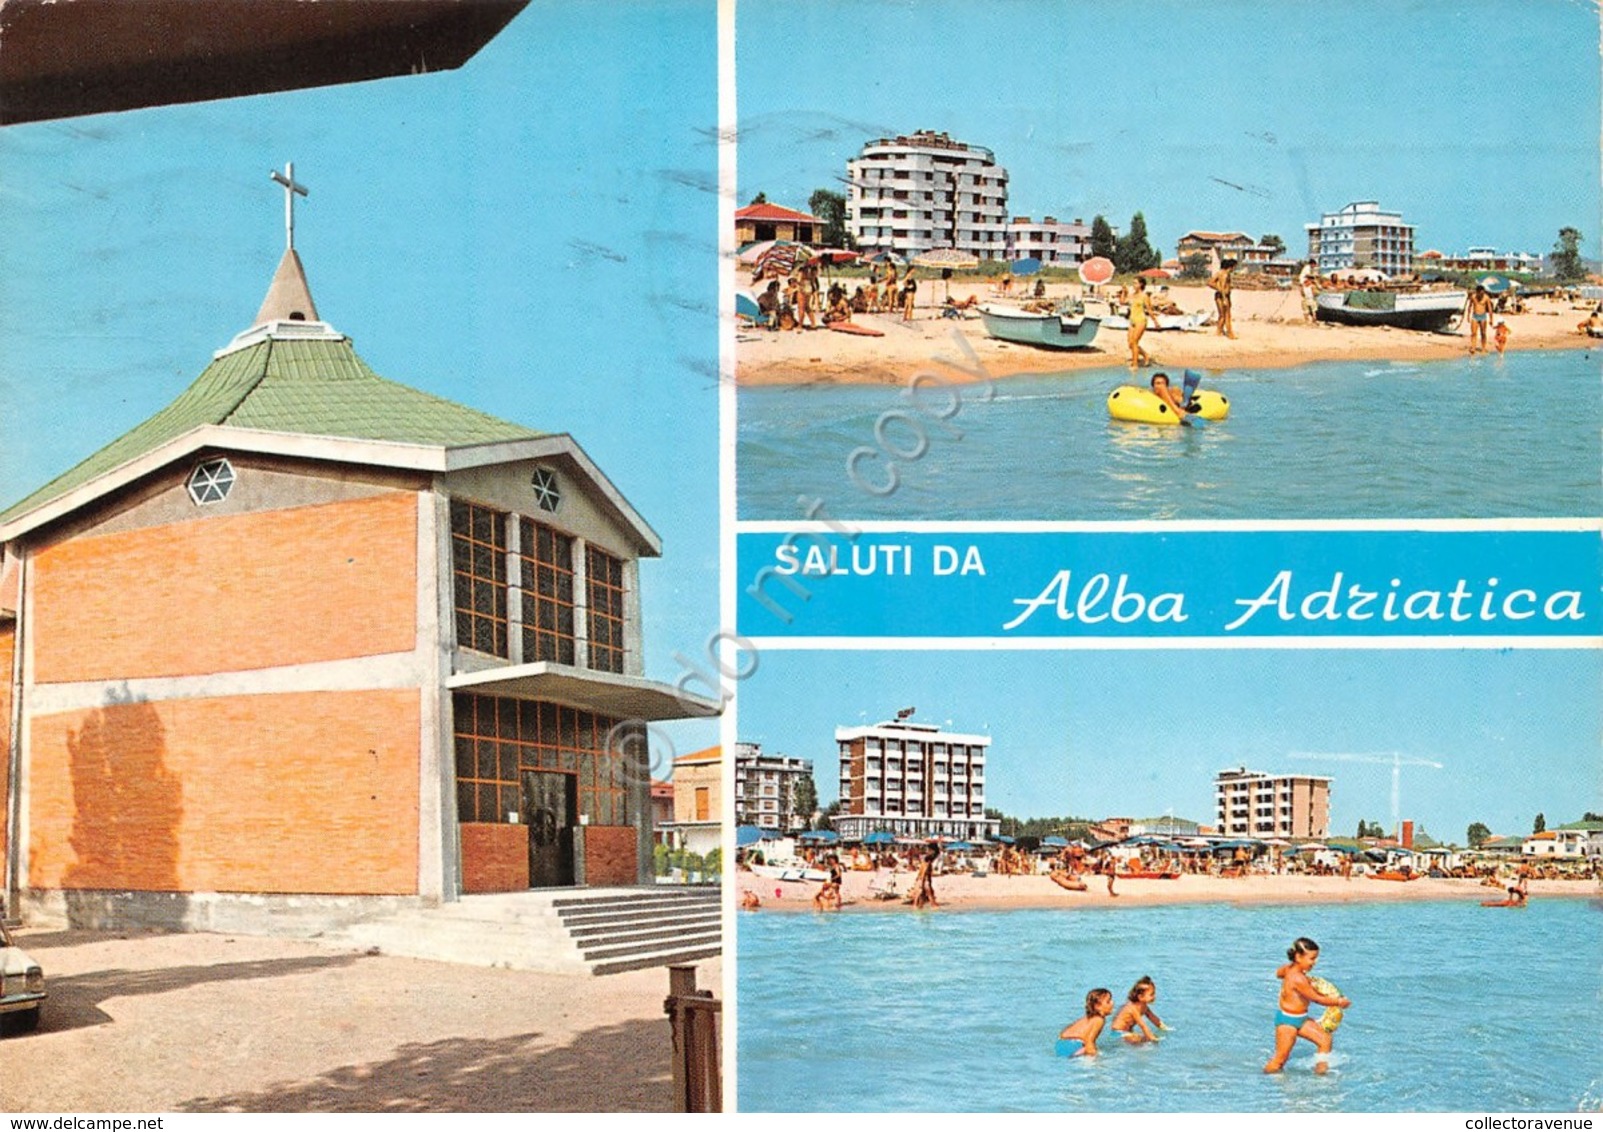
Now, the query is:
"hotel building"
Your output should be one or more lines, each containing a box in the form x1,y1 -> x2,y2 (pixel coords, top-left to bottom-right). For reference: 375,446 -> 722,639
734,742 -> 813,833
1305,200 -> 1415,277
1215,768 -> 1331,839
1004,216 -> 1091,266
832,717 -> 999,842
846,130 -> 1009,261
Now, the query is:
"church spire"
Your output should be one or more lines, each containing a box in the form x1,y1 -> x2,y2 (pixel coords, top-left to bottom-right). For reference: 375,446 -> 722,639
254,162 -> 319,323
218,161 -> 340,358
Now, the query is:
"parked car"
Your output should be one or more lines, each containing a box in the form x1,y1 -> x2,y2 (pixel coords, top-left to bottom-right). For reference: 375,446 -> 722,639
0,921 -> 45,1034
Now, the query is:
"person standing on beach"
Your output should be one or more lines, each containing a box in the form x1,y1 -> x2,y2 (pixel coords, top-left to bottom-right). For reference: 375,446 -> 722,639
1264,937 -> 1350,1075
910,843 -> 939,909
901,269 -> 918,322
1101,852 -> 1118,897
1464,285 -> 1494,353
1208,258 -> 1238,338
1127,276 -> 1156,368
1299,261 -> 1320,323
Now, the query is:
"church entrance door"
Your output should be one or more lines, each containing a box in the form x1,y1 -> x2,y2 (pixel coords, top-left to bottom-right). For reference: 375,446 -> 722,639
521,770 -> 577,887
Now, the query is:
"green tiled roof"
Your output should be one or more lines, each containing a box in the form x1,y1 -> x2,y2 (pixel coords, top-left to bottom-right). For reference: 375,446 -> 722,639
3,336 -> 543,523
1557,820 -> 1603,832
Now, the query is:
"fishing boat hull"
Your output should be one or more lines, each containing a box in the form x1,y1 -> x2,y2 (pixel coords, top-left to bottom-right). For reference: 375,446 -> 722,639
978,304 -> 1101,349
1315,289 -> 1465,331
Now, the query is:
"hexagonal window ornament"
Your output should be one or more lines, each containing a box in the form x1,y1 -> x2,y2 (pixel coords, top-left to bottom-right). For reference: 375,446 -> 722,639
186,457 -> 235,505
530,467 -> 561,513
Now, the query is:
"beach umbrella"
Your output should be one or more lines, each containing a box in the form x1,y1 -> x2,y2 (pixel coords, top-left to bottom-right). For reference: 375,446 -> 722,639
797,829 -> 839,843
994,834 -> 1016,844
736,825 -> 767,848
735,289 -> 761,322
947,841 -> 975,852
862,249 -> 906,266
1079,256 -> 1115,286
740,238 -> 814,275
1139,267 -> 1174,280
1010,257 -> 1042,276
1041,836 -> 1069,847
1478,274 -> 1509,294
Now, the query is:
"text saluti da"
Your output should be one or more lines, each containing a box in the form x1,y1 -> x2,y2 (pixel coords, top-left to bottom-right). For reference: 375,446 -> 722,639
772,543 -> 985,577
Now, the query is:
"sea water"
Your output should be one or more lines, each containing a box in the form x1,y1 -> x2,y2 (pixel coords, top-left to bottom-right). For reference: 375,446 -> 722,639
736,897 -> 1602,1112
737,351 -> 1602,520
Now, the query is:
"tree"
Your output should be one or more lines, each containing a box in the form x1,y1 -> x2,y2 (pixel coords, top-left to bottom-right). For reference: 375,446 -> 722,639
1584,811 -> 1603,823
1178,252 -> 1211,280
1466,821 -> 1492,849
790,774 -> 819,831
1089,215 -> 1117,261
748,191 -> 768,206
1533,812 -> 1546,834
1259,233 -> 1286,257
808,188 -> 853,249
1114,211 -> 1160,274
1550,227 -> 1584,281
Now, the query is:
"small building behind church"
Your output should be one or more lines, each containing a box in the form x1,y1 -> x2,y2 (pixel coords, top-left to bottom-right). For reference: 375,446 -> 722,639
0,210 -> 716,931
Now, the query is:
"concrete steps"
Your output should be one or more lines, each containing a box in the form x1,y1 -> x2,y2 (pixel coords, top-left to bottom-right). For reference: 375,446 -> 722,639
327,886 -> 721,977
553,889 -> 722,976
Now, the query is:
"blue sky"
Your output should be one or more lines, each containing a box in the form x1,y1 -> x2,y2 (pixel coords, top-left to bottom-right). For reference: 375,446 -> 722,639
736,649 -> 1602,843
737,0 -> 1601,260
0,4 -> 719,761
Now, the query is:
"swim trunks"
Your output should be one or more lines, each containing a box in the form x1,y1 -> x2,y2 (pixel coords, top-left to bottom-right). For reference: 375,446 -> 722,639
1275,1009 -> 1308,1029
1055,1037 -> 1085,1057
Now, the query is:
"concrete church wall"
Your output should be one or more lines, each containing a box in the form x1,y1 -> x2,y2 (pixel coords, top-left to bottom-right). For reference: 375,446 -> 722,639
27,688 -> 421,895
31,491 -> 419,681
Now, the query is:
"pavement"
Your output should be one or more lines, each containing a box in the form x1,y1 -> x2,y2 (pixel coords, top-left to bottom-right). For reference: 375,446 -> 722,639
0,926 -> 720,1112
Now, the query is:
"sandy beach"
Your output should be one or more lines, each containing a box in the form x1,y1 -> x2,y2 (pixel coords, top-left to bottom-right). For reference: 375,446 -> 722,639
738,868 -> 1598,913
736,276 -> 1598,386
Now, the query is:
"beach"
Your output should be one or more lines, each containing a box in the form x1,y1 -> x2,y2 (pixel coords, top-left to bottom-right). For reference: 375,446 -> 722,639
736,276 -> 1597,386
738,867 -> 1596,913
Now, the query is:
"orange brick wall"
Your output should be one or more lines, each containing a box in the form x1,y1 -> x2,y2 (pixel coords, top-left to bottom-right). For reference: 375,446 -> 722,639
27,689 -> 420,895
31,492 -> 418,683
584,825 -> 638,886
460,822 -> 528,893
0,626 -> 11,870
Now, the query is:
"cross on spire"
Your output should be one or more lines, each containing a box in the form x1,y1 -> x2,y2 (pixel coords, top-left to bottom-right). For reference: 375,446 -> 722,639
268,161 -> 309,251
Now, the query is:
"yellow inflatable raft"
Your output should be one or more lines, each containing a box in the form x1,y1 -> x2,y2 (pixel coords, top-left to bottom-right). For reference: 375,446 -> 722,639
1107,385 -> 1230,425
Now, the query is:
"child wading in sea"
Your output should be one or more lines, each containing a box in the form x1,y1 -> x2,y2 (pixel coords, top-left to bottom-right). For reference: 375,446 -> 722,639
1264,937 -> 1351,1075
1111,975 -> 1167,1043
1057,988 -> 1114,1057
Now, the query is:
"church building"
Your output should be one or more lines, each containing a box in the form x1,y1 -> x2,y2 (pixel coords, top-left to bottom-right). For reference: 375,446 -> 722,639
0,171 -> 715,928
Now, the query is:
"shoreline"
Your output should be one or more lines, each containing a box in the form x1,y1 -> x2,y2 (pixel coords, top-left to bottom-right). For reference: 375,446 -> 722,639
738,870 -> 1600,914
736,279 -> 1598,387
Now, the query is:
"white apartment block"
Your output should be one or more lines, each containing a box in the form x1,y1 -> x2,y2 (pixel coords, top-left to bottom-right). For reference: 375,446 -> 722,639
1305,200 -> 1415,277
846,130 -> 1009,261
833,718 -> 999,842
1215,767 -> 1331,840
1005,215 -> 1091,266
734,741 -> 813,833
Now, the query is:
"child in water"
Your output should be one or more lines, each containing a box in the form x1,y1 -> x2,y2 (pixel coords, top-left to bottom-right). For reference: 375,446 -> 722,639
1264,937 -> 1351,1075
1057,988 -> 1114,1057
1111,975 -> 1167,1043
